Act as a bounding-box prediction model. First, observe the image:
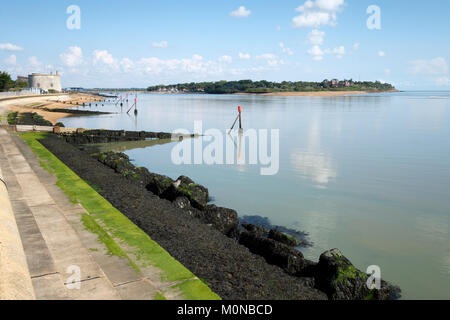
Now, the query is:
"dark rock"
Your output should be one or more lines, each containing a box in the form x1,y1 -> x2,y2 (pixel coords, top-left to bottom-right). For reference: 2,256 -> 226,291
93,152 -> 152,188
268,229 -> 302,247
164,176 -> 209,210
58,129 -> 173,145
226,226 -> 241,240
202,205 -> 239,236
314,249 -> 401,300
173,196 -> 191,210
146,173 -> 174,196
241,223 -> 268,237
238,231 -> 312,277
298,277 -> 316,289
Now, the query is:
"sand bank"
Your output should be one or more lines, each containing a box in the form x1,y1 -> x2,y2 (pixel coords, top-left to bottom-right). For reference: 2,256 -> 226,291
0,93 -> 104,124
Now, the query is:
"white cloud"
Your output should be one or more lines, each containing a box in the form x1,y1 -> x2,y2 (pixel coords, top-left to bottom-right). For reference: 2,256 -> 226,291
137,54 -> 228,76
279,43 -> 294,55
238,52 -> 251,60
60,46 -> 83,67
256,53 -> 284,67
308,29 -> 325,45
276,26 -> 281,31
120,58 -> 135,72
353,43 -> 360,51
378,51 -> 386,57
409,57 -> 448,75
152,41 -> 168,48
28,56 -> 41,67
230,6 -> 251,18
309,44 -> 345,60
333,46 -> 346,58
385,68 -> 391,76
308,45 -> 324,60
293,0 -> 345,28
219,55 -> 233,63
4,54 -> 16,65
0,43 -> 23,51
93,50 -> 116,65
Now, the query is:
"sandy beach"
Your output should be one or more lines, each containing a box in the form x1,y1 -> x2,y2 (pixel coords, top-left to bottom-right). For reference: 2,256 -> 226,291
0,93 -> 103,124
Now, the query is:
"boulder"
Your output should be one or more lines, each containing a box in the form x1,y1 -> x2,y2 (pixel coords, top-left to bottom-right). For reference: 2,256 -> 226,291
241,223 -> 268,237
146,173 -> 174,196
201,205 -> 239,236
314,249 -> 401,300
173,196 -> 191,210
93,152 -> 152,187
164,176 -> 209,210
238,231 -> 313,276
268,229 -> 302,247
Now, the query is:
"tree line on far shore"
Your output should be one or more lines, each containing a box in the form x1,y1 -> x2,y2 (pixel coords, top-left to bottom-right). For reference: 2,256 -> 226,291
0,71 -> 28,91
147,79 -> 395,94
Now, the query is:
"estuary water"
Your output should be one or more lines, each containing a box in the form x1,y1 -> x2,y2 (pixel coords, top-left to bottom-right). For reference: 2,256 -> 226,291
62,91 -> 450,299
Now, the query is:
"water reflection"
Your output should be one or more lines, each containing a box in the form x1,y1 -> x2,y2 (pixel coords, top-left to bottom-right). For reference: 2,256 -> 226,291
82,138 -> 175,154
290,115 -> 336,188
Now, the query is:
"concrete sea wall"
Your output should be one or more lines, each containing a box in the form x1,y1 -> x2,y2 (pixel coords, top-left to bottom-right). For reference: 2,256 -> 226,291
0,131 -> 35,299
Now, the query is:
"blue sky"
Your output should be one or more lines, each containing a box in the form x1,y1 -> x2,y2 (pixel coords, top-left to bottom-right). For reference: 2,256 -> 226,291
1,0 -> 449,89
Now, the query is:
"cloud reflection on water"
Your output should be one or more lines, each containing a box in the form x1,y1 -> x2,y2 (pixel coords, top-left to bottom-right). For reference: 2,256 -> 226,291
290,115 -> 336,188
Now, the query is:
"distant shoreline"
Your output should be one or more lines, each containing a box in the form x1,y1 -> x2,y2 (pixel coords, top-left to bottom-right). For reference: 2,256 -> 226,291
233,89 -> 400,97
147,89 -> 399,97
234,91 -> 368,97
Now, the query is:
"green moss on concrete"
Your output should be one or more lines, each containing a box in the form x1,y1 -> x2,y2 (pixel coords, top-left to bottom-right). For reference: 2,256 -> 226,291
94,209 -> 196,283
172,279 -> 221,300
82,214 -> 140,272
154,292 -> 167,300
19,132 -> 220,300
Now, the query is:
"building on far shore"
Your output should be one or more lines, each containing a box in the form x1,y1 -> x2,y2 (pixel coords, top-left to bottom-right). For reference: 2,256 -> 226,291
16,76 -> 29,85
28,72 -> 62,93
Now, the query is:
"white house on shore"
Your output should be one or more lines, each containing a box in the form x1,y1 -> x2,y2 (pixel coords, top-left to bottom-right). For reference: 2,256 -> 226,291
28,72 -> 62,92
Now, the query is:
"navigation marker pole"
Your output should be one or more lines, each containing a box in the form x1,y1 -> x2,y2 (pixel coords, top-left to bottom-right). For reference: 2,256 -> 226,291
126,96 -> 138,115
229,106 -> 243,134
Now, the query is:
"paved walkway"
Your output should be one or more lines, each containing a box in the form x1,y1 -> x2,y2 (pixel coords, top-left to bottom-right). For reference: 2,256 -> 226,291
0,129 -> 172,299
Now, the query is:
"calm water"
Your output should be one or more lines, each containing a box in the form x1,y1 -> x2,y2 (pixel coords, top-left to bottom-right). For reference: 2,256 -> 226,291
62,92 -> 450,299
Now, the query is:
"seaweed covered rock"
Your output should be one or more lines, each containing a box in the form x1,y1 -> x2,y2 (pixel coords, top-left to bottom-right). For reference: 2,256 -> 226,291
173,196 -> 191,210
93,152 -> 152,188
314,249 -> 401,300
164,176 -> 209,210
241,223 -> 268,237
8,112 -> 53,126
146,173 -> 174,196
202,205 -> 239,236
268,229 -> 302,247
238,231 -> 314,277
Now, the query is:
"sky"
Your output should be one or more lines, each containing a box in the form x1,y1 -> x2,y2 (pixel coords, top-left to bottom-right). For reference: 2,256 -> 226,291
0,0 -> 449,89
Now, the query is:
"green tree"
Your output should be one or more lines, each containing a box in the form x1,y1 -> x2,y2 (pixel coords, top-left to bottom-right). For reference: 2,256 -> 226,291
0,71 -> 13,91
